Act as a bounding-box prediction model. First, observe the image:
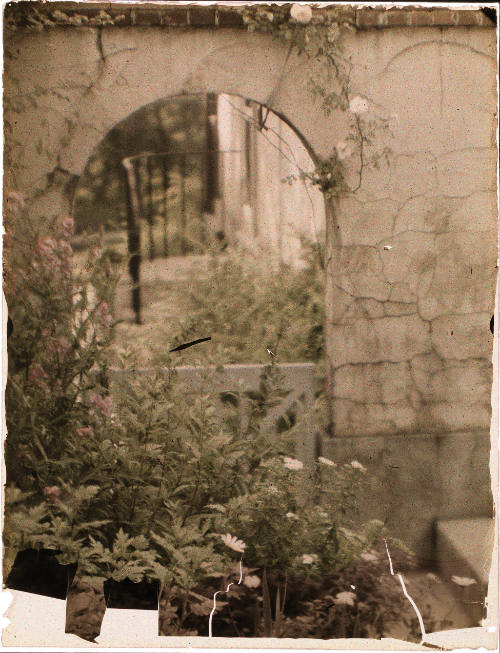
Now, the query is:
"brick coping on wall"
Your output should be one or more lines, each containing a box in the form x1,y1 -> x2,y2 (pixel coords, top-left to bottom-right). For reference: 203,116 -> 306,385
3,2 -> 496,30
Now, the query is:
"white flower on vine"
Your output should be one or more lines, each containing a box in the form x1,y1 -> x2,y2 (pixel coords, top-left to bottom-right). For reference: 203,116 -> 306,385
335,141 -> 353,161
286,512 -> 300,520
349,95 -> 369,115
243,574 -> 261,588
318,456 -> 336,467
451,575 -> 477,587
220,533 -> 246,553
290,4 -> 313,24
302,553 -> 318,565
350,460 -> 366,472
284,456 -> 304,471
334,591 -> 357,606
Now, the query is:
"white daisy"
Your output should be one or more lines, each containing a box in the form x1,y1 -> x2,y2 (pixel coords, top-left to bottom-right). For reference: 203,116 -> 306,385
284,456 -> 304,471
220,533 -> 246,553
318,456 -> 336,467
451,575 -> 477,587
302,553 -> 318,565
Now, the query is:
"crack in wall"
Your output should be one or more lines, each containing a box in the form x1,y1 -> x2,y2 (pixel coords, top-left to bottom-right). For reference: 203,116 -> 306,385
380,38 -> 496,75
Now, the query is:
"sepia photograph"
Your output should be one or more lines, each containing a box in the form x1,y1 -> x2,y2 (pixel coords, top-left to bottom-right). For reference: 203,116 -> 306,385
1,1 -> 498,649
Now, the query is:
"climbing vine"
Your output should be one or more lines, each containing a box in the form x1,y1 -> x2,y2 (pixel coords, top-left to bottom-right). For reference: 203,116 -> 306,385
237,3 -> 393,198
4,2 -> 392,200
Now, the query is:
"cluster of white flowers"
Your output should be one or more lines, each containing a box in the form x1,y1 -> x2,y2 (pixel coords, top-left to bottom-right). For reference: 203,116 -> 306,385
350,460 -> 366,472
243,574 -> 261,589
334,591 -> 357,607
286,512 -> 300,520
301,553 -> 319,565
283,456 -> 304,471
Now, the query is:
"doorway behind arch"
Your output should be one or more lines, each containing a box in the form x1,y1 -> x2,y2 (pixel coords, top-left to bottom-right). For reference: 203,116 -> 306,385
72,92 -> 327,375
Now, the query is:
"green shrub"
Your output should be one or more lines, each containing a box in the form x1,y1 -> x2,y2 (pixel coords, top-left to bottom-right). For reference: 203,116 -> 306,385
172,237 -> 325,364
3,204 -> 413,638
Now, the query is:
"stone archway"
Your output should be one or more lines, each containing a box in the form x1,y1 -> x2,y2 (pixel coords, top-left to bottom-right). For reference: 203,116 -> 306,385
3,3 -> 497,567
4,26 -> 344,215
4,24 -> 344,436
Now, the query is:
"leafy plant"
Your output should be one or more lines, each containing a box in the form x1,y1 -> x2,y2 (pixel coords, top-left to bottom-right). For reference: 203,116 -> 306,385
3,203 -> 415,640
132,236 -> 326,371
237,4 -> 393,198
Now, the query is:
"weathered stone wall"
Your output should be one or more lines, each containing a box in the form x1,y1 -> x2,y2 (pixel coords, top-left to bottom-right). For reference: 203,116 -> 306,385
3,4 -> 497,557
320,24 -> 497,555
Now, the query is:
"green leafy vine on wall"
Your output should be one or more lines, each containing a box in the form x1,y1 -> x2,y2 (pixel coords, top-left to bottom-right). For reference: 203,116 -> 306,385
236,3 -> 393,199
4,2 -> 392,200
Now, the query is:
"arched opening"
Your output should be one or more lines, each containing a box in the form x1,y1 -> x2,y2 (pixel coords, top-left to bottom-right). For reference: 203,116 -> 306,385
72,92 -> 326,371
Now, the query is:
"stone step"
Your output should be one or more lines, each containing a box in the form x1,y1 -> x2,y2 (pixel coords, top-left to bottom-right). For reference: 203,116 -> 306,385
436,517 -> 494,586
435,517 -> 495,625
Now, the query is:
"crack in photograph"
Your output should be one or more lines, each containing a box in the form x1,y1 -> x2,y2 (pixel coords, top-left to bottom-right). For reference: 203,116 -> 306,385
1,1 -> 498,650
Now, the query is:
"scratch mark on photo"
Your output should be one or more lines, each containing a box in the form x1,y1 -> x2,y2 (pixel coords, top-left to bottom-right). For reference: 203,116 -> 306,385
384,538 -> 426,642
209,558 -> 243,638
170,336 -> 211,352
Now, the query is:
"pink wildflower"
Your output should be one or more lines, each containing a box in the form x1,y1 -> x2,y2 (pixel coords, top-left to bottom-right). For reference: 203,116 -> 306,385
33,236 -> 72,282
57,216 -> 74,239
3,230 -> 13,250
76,426 -> 94,439
43,485 -> 60,503
36,237 -> 57,257
97,301 -> 112,327
58,239 -> 73,260
6,191 -> 26,210
48,337 -> 72,357
26,364 -> 49,392
91,394 -> 113,417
